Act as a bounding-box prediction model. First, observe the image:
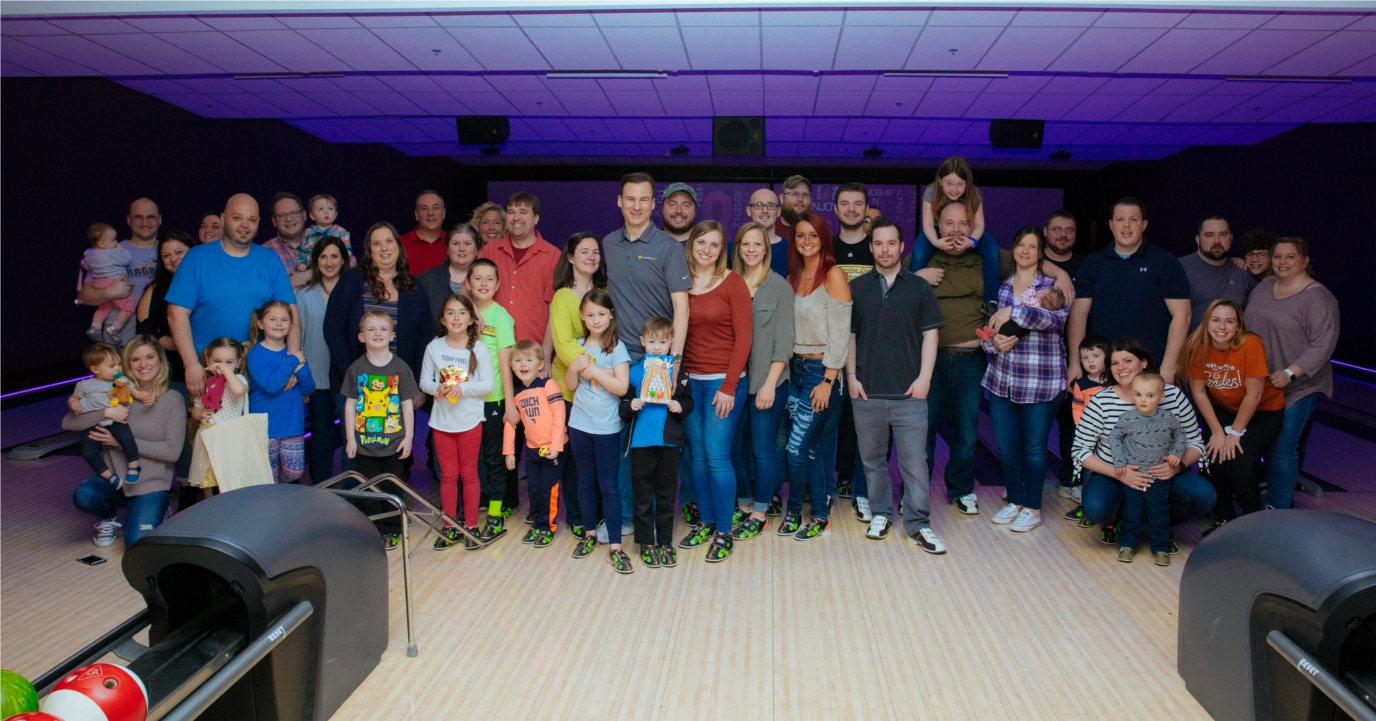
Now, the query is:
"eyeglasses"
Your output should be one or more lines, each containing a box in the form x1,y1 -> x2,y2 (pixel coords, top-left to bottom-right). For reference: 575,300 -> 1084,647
782,191 -> 812,200
861,216 -> 876,225
748,202 -> 779,211
273,209 -> 303,221
1245,250 -> 1270,259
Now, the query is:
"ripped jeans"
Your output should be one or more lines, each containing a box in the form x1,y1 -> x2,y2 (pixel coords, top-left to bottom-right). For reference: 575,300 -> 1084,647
72,476 -> 168,546
785,356 -> 844,522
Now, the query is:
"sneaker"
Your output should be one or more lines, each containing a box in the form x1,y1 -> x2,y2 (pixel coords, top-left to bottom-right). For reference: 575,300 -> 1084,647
705,534 -> 733,563
953,493 -> 979,516
836,480 -> 853,499
93,519 -> 121,547
86,326 -> 105,343
595,521 -> 609,544
1077,516 -> 1095,529
866,515 -> 892,540
123,464 -> 141,485
1201,519 -> 1227,539
521,528 -> 540,545
1166,537 -> 1180,555
777,514 -> 802,536
852,496 -> 872,522
462,527 -> 482,550
607,549 -> 634,574
1011,510 -> 1041,533
657,545 -> 678,567
434,526 -> 462,550
640,544 -> 661,568
682,502 -> 702,527
730,508 -> 750,529
1099,524 -> 1118,545
679,524 -> 714,549
500,505 -> 515,520
1063,504 -> 1084,522
1153,551 -> 1171,567
570,524 -> 586,540
382,533 -> 400,551
532,528 -> 554,548
524,509 -> 533,525
733,517 -> 768,540
572,535 -> 597,559
766,494 -> 783,517
621,522 -> 635,538
480,516 -> 507,543
992,503 -> 1020,525
1117,547 -> 1134,563
795,518 -> 831,542
908,527 -> 946,554
1058,485 -> 1083,502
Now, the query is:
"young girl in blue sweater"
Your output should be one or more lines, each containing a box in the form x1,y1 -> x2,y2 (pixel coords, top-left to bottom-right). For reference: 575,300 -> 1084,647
247,300 -> 315,483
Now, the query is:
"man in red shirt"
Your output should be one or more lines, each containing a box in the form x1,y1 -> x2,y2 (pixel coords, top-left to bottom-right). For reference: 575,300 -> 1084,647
400,190 -> 447,274
478,192 -> 559,350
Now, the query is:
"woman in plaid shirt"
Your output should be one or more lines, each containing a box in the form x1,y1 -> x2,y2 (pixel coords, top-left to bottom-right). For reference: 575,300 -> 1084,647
979,227 -> 1070,533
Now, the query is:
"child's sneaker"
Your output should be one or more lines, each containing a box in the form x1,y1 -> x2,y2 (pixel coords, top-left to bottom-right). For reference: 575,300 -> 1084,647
705,534 -> 733,563
86,326 -> 105,343
1077,516 -> 1094,529
501,505 -> 516,520
479,516 -> 507,543
572,534 -> 596,559
835,480 -> 853,499
657,545 -> 677,568
682,502 -> 702,527
434,526 -> 462,551
570,524 -> 586,540
1099,524 -> 1119,545
462,527 -> 482,550
524,509 -> 533,525
383,533 -> 400,552
123,464 -> 141,485
607,549 -> 634,574
1153,551 -> 1170,567
679,524 -> 713,549
733,517 -> 768,540
778,514 -> 802,536
521,528 -> 540,545
1117,547 -> 1134,563
730,508 -> 749,529
766,494 -> 783,517
795,518 -> 831,542
532,528 -> 554,548
1063,504 -> 1084,522
640,544 -> 661,569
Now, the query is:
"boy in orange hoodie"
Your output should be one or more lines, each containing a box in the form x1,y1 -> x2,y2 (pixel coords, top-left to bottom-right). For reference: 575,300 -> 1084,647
504,340 -> 567,547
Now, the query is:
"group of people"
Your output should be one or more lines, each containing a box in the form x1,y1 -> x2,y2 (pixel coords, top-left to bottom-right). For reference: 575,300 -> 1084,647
65,157 -> 1340,575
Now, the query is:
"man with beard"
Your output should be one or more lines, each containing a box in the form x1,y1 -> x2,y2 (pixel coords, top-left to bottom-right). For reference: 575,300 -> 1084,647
661,183 -> 697,242
1044,210 -> 1084,279
775,175 -> 812,243
1179,216 -> 1255,329
748,187 -> 790,277
79,197 -> 162,345
261,191 -> 314,290
167,193 -> 300,396
831,182 -> 877,510
400,190 -> 448,275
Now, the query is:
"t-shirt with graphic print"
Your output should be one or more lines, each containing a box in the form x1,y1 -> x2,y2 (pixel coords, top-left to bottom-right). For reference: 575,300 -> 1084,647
834,233 -> 874,282
1198,333 -> 1284,413
342,353 -> 420,457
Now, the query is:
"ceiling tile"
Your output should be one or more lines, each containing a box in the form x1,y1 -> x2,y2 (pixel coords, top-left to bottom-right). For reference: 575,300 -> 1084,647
1042,75 -> 1108,94
641,118 -> 688,141
984,75 -> 1051,94
1094,11 -> 1186,28
711,89 -> 763,115
402,91 -> 469,114
1,19 -> 69,36
1263,94 -> 1359,122
1097,77 -> 1167,94
802,117 -> 846,142
353,90 -> 425,114
1011,92 -> 1076,121
928,77 -> 990,93
1265,31 -> 1376,75
352,14 -> 437,28
1118,28 -> 1250,74
601,26 -> 689,69
926,10 -> 1015,27
918,120 -> 973,143
276,15 -> 359,29
1210,94 -> 1299,122
765,74 -> 818,91
1315,95 -> 1376,121
1260,13 -> 1362,30
652,74 -> 707,91
218,92 -> 295,117
1010,10 -> 1102,26
813,90 -> 874,113
121,17 -> 213,32
841,118 -> 888,142
1111,94 -> 1191,122
833,26 -> 919,70
377,74 -> 442,92
820,73 -> 874,91
16,34 -> 159,75
682,27 -> 758,69
1192,30 -> 1333,75
433,14 -> 513,27
0,37 -> 97,75
1260,81 -> 1330,96
300,90 -> 383,115
1341,55 -> 1376,75
296,28 -> 416,71
553,89 -> 618,114
1345,15 -> 1376,30
155,31 -> 285,73
257,91 -> 333,117
1070,124 -> 1128,144
515,12 -> 596,27
768,90 -> 817,114
46,18 -> 141,34
481,74 -> 546,91
1177,11 -> 1275,29
324,74 -> 391,91
906,26 -> 1003,71
175,77 -> 239,93
708,74 -> 761,90
523,118 -> 578,140
1059,93 -> 1139,121
425,75 -> 491,93
844,10 -> 929,26
1154,77 -> 1225,94
874,75 -> 933,92
915,92 -> 978,117
676,11 -> 758,27
762,10 -> 843,27
503,90 -> 564,114
977,26 -> 1083,72
963,92 -> 1032,118
595,77 -> 655,90
656,89 -> 712,116
119,78 -> 189,94
162,93 -> 248,118
523,26 -> 618,70
201,16 -> 286,31
1161,94 -> 1243,122
598,118 -> 652,141
864,91 -> 922,116
768,118 -> 806,141
225,29 -> 351,72
446,27 -> 550,70
593,12 -> 677,27
1048,27 -> 1167,72
763,26 -> 838,70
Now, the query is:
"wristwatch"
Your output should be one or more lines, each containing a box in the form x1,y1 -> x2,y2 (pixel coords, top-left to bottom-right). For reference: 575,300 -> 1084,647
1284,368 -> 1296,379
819,377 -> 834,385
672,354 -> 683,363
1224,425 -> 1246,437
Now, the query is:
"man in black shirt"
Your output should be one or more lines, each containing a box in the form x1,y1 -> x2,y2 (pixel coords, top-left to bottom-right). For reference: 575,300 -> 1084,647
846,218 -> 946,553
832,182 -> 876,511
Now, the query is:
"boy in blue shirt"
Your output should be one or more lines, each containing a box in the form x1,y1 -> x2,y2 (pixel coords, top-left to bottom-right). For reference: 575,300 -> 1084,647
619,317 -> 693,569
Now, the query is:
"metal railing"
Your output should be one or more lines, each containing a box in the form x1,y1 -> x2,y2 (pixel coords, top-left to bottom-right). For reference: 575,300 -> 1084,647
325,486 -> 418,657
318,470 -> 481,546
1266,629 -> 1376,721
33,609 -> 150,695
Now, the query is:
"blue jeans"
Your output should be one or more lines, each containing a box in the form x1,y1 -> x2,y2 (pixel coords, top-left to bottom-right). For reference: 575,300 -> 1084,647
684,377 -> 747,532
72,477 -> 168,546
1120,480 -> 1171,554
306,389 -> 338,484
987,392 -> 1062,511
81,422 -> 139,479
571,428 -> 623,545
1265,393 -> 1320,510
925,350 -> 987,501
1081,470 -> 1217,530
732,381 -> 790,513
909,232 -> 1002,303
786,357 -> 843,521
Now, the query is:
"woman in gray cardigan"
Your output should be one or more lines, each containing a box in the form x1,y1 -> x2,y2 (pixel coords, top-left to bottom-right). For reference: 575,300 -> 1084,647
729,222 -> 795,539
64,335 -> 188,547
417,223 -> 482,317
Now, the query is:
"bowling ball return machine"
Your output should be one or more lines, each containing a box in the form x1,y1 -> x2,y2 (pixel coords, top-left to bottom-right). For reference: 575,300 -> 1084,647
1178,510 -> 1376,721
31,484 -> 390,720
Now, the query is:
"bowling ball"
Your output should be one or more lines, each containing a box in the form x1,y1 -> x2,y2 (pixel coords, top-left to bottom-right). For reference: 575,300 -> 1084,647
0,669 -> 38,717
41,663 -> 147,721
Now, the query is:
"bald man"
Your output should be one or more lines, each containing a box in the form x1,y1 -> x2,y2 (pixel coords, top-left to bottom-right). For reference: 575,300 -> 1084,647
78,197 -> 162,345
166,193 -> 300,396
748,187 -> 790,278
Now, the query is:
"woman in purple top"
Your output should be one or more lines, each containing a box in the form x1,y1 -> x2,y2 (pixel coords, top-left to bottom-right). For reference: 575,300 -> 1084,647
980,227 -> 1069,533
1243,237 -> 1340,509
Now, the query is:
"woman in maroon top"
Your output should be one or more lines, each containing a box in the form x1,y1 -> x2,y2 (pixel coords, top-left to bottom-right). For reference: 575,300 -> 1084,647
680,220 -> 753,562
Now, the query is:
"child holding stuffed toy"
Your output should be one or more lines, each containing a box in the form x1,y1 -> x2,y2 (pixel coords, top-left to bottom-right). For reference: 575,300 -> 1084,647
188,338 -> 248,495
70,343 -> 148,486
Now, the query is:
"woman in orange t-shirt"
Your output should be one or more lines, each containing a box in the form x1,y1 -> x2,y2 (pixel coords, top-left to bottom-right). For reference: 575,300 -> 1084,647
1178,299 -> 1285,535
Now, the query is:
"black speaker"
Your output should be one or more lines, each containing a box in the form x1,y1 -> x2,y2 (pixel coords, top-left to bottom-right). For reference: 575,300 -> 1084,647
988,119 -> 1044,149
713,116 -> 764,156
457,116 -> 510,145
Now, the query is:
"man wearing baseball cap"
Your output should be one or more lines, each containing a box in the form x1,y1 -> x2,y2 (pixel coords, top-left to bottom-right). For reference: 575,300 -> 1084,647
661,182 -> 698,243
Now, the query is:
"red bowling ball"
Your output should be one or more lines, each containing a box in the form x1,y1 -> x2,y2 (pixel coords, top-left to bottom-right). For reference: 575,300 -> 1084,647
38,664 -> 146,721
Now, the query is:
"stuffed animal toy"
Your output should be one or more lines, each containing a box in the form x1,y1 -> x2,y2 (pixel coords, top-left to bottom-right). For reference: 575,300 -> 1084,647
108,373 -> 134,406
202,374 -> 226,411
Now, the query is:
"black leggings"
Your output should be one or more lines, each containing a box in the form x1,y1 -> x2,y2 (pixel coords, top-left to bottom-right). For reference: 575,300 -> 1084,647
1203,404 -> 1284,520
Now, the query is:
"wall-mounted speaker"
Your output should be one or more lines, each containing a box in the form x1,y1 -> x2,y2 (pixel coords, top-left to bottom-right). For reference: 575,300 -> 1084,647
988,119 -> 1044,149
713,116 -> 765,156
457,116 -> 510,145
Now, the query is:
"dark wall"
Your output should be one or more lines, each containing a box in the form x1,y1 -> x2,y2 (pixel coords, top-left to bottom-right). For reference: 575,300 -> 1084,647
1,77 -> 472,387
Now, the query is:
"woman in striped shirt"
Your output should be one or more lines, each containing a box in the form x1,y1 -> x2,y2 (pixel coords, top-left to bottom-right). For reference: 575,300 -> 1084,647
1071,337 -> 1217,549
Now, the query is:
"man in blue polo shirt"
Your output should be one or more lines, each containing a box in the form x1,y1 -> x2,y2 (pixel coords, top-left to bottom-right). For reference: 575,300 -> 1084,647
167,193 -> 300,397
1067,197 -> 1191,384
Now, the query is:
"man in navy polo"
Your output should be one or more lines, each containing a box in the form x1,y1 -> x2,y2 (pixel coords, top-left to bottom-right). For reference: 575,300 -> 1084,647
1066,197 -> 1191,384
